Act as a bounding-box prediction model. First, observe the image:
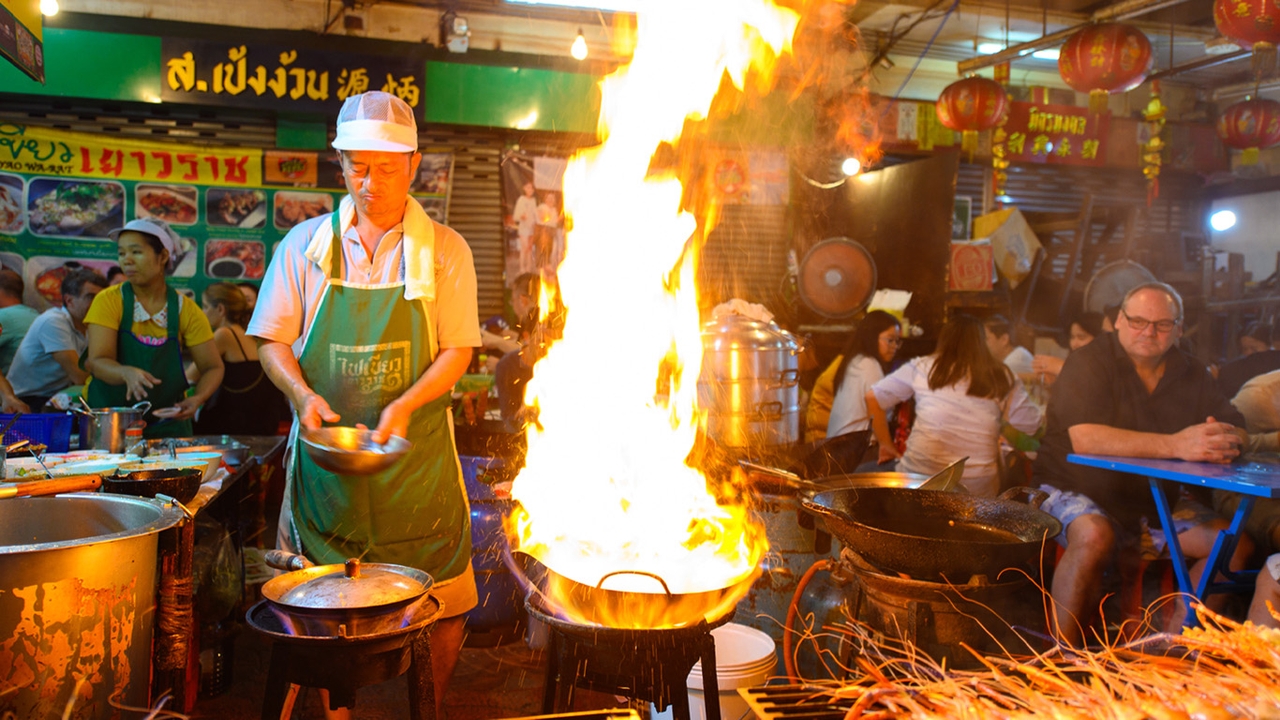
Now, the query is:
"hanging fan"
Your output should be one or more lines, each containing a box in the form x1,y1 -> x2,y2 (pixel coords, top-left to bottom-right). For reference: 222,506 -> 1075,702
1083,260 -> 1157,314
797,237 -> 877,319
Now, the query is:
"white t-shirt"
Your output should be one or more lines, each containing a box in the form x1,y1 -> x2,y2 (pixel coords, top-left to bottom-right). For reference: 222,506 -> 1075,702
826,354 -> 884,438
1233,369 -> 1280,433
1003,346 -> 1034,376
871,355 -> 1042,497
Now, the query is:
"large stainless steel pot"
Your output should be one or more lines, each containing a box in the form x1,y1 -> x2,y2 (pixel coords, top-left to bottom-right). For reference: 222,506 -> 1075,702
699,315 -> 801,448
0,493 -> 184,720
261,550 -> 434,637
73,401 -> 151,452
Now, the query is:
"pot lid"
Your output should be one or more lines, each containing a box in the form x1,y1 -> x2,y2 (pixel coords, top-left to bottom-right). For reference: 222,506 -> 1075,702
278,559 -> 427,609
702,315 -> 797,352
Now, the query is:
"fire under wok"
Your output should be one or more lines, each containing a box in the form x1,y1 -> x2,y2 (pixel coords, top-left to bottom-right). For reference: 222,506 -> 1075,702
802,487 -> 1061,582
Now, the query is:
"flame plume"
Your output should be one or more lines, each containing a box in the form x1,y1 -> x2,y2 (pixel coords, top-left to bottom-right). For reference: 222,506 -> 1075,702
507,1 -> 806,628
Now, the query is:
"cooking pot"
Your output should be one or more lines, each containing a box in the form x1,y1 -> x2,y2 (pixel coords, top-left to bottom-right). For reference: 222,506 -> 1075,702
801,487 -> 1061,582
261,550 -> 434,637
73,401 -> 151,452
515,552 -> 758,630
698,314 -> 801,448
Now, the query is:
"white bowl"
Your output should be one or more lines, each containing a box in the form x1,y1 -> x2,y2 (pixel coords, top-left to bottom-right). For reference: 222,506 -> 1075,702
51,460 -> 121,477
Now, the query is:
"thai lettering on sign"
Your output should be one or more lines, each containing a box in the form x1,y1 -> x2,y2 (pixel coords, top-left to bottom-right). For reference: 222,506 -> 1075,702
1000,101 -> 1109,167
161,40 -> 423,115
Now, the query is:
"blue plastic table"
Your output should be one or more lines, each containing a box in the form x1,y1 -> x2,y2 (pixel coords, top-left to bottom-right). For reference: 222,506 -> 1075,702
1067,454 -> 1280,627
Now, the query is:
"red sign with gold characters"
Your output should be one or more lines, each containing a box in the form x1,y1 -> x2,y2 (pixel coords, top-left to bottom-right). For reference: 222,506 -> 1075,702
999,101 -> 1109,167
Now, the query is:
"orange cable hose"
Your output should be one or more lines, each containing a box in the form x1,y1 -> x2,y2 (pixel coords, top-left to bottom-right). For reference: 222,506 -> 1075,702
783,557 -> 837,681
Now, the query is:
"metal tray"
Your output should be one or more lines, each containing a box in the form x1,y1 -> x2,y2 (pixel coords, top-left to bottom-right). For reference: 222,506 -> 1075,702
143,435 -> 251,465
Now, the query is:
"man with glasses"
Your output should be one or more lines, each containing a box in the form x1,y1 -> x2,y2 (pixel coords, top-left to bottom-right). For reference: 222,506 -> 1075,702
1032,282 -> 1279,643
9,268 -> 106,411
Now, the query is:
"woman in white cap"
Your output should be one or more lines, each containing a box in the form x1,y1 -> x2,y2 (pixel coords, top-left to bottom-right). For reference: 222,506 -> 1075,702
84,218 -> 224,438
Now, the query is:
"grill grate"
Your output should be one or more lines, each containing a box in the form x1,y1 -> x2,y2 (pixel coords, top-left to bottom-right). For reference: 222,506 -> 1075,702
739,685 -> 856,720
499,710 -> 641,720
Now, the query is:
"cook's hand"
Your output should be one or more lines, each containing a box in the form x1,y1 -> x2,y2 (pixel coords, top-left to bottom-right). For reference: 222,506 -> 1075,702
297,392 -> 340,431
877,442 -> 903,465
120,366 -> 160,401
169,396 -> 203,420
1,394 -> 29,414
366,400 -> 412,446
1172,417 -> 1243,463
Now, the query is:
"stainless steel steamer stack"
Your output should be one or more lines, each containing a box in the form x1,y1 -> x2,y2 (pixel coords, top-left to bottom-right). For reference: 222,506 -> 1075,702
698,315 -> 801,449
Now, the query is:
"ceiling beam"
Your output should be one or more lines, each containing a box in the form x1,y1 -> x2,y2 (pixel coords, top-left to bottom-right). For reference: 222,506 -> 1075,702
956,0 -> 1201,75
1147,50 -> 1249,81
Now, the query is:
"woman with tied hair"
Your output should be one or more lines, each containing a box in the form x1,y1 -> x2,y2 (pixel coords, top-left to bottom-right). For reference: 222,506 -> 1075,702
826,310 -> 903,439
192,282 -> 287,435
866,314 -> 1042,497
85,218 -> 223,438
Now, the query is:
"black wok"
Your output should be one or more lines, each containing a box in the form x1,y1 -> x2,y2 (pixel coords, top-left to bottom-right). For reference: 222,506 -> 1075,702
103,467 -> 203,504
802,487 -> 1061,582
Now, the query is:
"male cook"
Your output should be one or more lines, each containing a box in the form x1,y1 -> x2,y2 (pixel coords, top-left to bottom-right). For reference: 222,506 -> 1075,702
248,91 -> 479,714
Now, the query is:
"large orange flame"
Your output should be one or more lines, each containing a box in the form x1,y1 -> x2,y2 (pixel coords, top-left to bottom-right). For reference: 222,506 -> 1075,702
508,1 -> 804,629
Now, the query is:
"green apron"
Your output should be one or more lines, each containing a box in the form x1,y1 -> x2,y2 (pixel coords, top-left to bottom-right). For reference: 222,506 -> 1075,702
287,211 -> 470,579
86,283 -> 192,438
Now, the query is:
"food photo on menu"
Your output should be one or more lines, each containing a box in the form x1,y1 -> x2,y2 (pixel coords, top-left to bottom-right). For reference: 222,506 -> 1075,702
0,174 -> 24,235
135,184 -> 199,225
24,257 -> 120,310
273,191 -> 332,231
26,178 -> 125,238
206,188 -> 267,228
204,239 -> 266,279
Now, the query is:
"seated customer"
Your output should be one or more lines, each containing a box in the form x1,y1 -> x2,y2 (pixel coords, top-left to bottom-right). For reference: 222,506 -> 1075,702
191,283 -> 288,435
826,311 -> 901,439
984,314 -> 1034,377
1213,369 -> 1280,557
8,268 -> 106,410
0,268 -> 38,374
1217,321 -> 1279,399
1033,282 -> 1268,644
0,369 -> 27,413
1032,311 -> 1103,382
867,314 -> 1041,497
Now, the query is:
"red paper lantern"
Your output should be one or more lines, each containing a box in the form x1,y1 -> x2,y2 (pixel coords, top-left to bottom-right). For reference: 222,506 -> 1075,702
1217,97 -> 1280,164
1214,0 -> 1280,77
935,76 -> 1009,153
1058,23 -> 1152,114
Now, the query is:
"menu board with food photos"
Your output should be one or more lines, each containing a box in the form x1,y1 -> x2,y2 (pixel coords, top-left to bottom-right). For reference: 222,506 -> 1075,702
0,124 -> 452,310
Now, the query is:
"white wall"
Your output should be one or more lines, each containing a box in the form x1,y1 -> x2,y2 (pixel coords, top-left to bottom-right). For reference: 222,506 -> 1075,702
1209,192 -> 1280,282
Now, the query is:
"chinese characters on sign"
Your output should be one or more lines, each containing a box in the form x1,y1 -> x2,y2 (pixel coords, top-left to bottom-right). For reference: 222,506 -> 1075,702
1001,101 -> 1109,167
161,40 -> 423,115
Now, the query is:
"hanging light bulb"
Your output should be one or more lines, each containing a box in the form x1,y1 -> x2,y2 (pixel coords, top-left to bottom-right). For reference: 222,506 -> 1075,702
571,28 -> 588,60
40,0 -> 58,16
840,157 -> 861,176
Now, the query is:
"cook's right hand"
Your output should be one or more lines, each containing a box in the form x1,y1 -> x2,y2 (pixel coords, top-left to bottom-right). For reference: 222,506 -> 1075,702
120,367 -> 160,401
1172,417 -> 1243,464
297,393 -> 340,431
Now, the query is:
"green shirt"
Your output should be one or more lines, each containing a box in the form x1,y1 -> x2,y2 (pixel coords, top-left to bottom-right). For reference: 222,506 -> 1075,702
0,303 -> 40,374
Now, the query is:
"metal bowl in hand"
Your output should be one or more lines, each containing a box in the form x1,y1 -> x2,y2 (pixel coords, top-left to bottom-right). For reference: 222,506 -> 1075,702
300,427 -> 411,475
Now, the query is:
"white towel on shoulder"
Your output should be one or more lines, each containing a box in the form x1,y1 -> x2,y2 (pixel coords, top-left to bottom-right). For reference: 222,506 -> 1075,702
303,195 -> 437,302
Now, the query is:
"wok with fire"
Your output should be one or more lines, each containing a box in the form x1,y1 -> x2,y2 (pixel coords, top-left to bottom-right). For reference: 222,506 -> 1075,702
802,486 -> 1061,582
513,550 -> 759,630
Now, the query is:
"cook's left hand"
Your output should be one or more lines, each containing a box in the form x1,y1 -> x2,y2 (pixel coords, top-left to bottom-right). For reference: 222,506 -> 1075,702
366,400 -> 412,446
169,396 -> 203,420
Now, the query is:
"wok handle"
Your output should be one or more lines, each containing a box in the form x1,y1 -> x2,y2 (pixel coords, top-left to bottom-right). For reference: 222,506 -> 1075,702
999,485 -> 1049,509
0,474 -> 103,499
597,570 -> 673,597
265,550 -> 314,572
